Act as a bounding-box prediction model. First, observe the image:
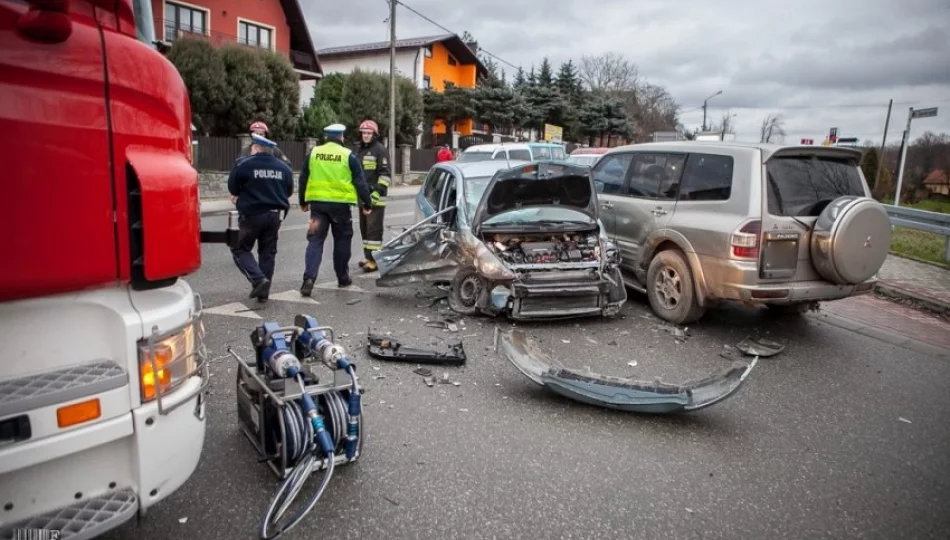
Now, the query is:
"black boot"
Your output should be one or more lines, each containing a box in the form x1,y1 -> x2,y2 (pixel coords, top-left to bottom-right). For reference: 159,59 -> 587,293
300,278 -> 315,297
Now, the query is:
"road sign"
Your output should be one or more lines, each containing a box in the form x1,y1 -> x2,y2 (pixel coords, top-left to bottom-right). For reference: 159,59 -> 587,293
800,138 -> 814,145
829,127 -> 838,143
837,137 -> 858,144
912,107 -> 938,119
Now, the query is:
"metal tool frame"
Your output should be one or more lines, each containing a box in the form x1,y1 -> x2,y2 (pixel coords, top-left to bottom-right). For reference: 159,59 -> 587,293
232,324 -> 364,480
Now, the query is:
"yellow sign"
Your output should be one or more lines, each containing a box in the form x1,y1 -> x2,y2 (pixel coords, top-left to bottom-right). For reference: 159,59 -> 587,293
543,123 -> 563,142
822,138 -> 832,146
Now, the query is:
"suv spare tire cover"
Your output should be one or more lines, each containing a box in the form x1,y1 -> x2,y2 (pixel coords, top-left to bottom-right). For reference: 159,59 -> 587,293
810,196 -> 891,285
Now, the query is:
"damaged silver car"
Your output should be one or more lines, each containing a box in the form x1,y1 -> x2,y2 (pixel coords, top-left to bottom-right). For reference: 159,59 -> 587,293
373,161 -> 628,320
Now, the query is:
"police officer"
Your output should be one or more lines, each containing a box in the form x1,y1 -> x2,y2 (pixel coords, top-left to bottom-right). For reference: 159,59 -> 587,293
238,121 -> 290,165
298,124 -> 373,297
353,119 -> 391,272
227,133 -> 294,303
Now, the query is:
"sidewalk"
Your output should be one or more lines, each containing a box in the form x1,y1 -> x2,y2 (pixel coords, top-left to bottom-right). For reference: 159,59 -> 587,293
876,255 -> 950,313
200,184 -> 420,215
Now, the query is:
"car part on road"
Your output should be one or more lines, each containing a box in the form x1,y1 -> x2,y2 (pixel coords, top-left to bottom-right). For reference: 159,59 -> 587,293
232,314 -> 364,539
366,332 -> 467,365
647,250 -> 706,325
735,336 -> 786,357
498,329 -> 757,413
810,196 -> 892,285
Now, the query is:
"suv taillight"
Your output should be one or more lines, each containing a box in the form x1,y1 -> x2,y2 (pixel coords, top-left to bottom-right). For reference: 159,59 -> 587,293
731,220 -> 761,259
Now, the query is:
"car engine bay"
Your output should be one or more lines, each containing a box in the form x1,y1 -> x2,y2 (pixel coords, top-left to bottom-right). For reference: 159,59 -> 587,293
486,232 -> 602,265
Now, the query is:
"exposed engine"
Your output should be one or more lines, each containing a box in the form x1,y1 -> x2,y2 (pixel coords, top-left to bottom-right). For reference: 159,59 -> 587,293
487,232 -> 601,265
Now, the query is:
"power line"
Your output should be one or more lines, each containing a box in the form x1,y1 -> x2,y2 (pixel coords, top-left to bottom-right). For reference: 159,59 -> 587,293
394,0 -> 521,72
679,98 -> 950,114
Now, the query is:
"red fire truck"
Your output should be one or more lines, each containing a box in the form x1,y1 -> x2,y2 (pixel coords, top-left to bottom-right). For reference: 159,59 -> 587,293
1,1 -> 223,537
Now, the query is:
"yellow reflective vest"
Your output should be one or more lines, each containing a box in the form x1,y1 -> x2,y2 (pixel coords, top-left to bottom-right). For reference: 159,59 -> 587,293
304,142 -> 357,204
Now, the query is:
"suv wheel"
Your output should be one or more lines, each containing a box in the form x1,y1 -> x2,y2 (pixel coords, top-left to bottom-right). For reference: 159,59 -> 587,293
646,250 -> 705,325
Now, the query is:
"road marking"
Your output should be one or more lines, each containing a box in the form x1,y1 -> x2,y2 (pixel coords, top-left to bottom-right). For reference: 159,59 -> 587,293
269,290 -> 321,304
313,281 -> 370,293
389,211 -> 413,219
203,301 -> 263,319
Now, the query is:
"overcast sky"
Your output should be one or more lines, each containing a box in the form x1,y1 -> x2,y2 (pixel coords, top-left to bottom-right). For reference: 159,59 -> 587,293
303,0 -> 950,145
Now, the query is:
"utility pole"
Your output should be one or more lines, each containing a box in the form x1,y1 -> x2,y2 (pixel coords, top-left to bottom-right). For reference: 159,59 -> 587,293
388,0 -> 397,173
875,99 -> 892,196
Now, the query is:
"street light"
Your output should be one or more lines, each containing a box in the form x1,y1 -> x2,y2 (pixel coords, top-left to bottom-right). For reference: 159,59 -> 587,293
702,90 -> 722,131
894,106 -> 939,206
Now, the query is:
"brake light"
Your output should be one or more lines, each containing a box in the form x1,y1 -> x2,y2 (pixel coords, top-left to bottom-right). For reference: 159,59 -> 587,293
141,343 -> 173,400
732,220 -> 761,259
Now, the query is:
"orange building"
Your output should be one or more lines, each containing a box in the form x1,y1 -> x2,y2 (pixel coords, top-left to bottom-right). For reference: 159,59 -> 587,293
316,34 -> 487,136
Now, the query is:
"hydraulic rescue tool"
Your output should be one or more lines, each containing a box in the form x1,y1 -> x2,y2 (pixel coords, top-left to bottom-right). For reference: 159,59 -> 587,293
231,314 -> 364,539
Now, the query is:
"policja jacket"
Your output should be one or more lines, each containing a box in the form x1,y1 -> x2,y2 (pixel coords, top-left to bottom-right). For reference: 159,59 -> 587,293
298,139 -> 373,210
352,139 -> 391,207
227,152 -> 294,216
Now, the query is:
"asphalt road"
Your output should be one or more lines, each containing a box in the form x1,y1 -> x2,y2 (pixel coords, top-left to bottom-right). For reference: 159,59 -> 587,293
101,198 -> 950,540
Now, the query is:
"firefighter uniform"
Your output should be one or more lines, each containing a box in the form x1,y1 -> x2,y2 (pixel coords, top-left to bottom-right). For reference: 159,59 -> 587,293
354,138 -> 391,270
227,134 -> 294,302
298,124 -> 374,297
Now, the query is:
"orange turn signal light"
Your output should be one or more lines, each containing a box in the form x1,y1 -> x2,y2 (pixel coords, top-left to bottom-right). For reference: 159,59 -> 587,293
57,398 -> 101,428
142,344 -> 173,400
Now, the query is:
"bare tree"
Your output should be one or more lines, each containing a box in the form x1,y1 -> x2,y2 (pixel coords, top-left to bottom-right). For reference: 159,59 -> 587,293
578,52 -> 639,93
626,82 -> 680,142
760,113 -> 787,143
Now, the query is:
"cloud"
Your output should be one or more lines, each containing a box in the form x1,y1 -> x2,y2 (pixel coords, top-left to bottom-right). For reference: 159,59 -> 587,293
302,0 -> 950,143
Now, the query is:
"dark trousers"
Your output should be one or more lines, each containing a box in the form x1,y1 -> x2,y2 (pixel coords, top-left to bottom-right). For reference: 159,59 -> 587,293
304,203 -> 353,281
231,211 -> 281,288
359,206 -> 386,260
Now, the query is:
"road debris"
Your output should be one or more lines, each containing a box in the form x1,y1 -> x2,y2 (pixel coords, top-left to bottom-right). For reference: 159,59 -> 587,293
736,336 -> 786,357
366,331 -> 466,365
898,417 -> 912,424
627,361 -> 638,367
346,298 -> 362,306
413,367 -> 433,377
179,517 -> 188,524
497,329 -> 759,414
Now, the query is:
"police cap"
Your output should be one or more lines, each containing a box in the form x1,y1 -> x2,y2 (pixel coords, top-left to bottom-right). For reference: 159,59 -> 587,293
323,123 -> 346,135
251,133 -> 277,148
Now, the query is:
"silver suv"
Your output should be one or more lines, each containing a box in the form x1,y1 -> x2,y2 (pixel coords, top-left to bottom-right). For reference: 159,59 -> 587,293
591,141 -> 891,324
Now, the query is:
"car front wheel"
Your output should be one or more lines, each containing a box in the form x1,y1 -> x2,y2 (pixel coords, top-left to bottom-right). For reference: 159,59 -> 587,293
646,249 -> 706,325
449,266 -> 485,316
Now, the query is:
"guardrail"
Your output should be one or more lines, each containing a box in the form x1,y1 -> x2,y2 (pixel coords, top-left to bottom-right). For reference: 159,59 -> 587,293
884,204 -> 950,260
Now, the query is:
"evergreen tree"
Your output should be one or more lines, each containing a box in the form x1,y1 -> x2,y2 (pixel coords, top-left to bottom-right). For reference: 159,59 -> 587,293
527,66 -> 537,87
513,67 -> 526,89
538,58 -> 554,87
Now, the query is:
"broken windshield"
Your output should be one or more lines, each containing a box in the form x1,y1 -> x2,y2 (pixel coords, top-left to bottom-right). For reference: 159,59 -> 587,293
766,156 -> 866,217
482,207 -> 595,227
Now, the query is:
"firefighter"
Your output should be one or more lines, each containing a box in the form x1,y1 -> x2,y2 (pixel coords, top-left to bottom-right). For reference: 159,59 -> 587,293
227,133 -> 294,303
238,120 -> 290,164
353,119 -> 391,272
298,124 -> 374,297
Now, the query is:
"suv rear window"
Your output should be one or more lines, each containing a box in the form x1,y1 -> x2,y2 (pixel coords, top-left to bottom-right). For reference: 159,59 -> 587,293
509,149 -> 531,161
766,156 -> 866,217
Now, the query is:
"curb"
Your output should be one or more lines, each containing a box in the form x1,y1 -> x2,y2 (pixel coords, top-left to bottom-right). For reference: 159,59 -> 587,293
874,282 -> 950,315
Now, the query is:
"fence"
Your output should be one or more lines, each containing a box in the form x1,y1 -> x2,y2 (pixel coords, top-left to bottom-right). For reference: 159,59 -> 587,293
885,204 -> 950,260
195,136 -> 308,171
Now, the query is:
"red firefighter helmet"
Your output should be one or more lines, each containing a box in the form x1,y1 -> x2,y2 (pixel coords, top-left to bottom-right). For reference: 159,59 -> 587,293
358,120 -> 379,135
249,121 -> 269,133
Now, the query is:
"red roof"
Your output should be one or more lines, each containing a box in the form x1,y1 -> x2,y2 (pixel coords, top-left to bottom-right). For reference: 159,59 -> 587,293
923,169 -> 949,185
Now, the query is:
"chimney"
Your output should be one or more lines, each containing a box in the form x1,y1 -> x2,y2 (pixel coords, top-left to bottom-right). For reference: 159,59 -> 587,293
465,41 -> 478,55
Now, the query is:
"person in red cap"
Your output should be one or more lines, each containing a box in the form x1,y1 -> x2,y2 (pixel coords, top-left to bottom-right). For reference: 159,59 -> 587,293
436,145 -> 454,162
238,120 -> 290,165
352,119 -> 391,272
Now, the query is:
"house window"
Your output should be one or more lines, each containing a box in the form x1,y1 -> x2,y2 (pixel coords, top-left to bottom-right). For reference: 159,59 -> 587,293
164,1 -> 208,40
239,20 -> 273,50
424,45 -> 432,58
423,76 -> 431,89
448,55 -> 457,66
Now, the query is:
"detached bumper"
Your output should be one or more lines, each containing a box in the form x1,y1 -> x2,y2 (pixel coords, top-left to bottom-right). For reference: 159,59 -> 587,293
498,329 -> 757,413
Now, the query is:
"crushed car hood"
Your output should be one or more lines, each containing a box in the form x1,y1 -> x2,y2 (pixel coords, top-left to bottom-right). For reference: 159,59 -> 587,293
498,329 -> 757,413
472,162 -> 598,233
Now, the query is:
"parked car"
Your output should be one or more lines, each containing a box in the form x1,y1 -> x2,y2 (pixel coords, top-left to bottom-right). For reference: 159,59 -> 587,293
592,141 -> 891,324
375,160 -> 627,320
568,147 -> 611,167
457,142 -> 568,163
